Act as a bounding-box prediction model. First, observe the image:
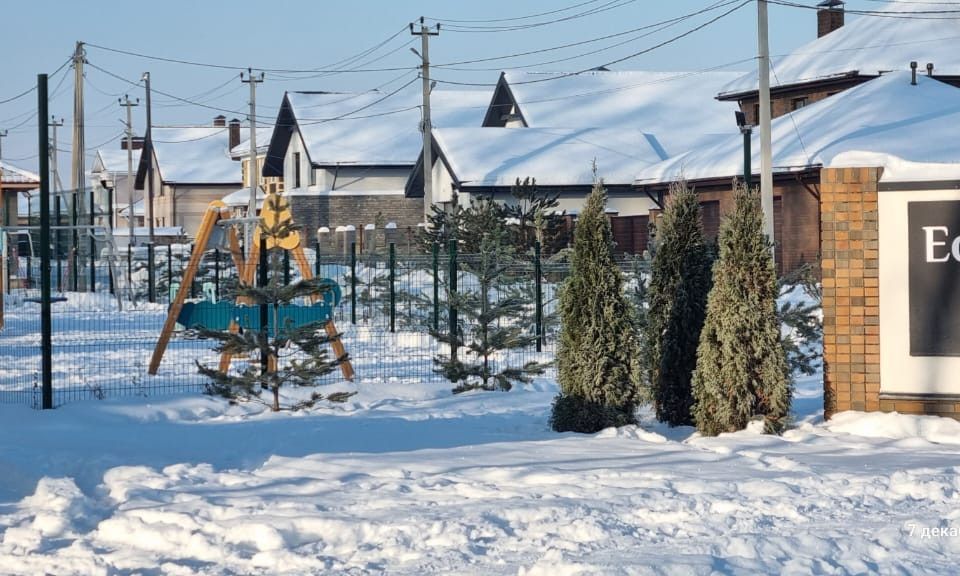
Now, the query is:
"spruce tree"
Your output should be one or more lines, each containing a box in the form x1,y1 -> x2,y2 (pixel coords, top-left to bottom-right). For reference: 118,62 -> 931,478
198,195 -> 353,411
691,183 -> 791,435
432,199 -> 548,393
645,181 -> 713,426
501,177 -> 568,255
550,179 -> 643,433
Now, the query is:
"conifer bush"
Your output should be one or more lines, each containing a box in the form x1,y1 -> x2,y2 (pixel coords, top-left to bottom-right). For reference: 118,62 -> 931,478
551,178 -> 642,433
691,184 -> 791,435
645,180 -> 713,426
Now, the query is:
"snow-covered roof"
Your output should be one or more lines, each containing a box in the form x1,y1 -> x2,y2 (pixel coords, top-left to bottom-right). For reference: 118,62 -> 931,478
94,146 -> 142,176
287,89 -> 489,166
150,127 -> 241,184
636,72 -> 960,184
229,126 -> 273,159
221,186 -> 265,208
720,2 -> 960,96
435,127 -> 667,187
500,70 -> 742,155
0,161 -> 39,185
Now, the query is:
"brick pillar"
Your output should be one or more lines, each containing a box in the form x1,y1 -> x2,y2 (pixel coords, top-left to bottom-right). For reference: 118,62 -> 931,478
821,167 -> 881,418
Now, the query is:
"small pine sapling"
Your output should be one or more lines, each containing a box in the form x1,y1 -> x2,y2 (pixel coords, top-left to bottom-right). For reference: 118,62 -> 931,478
432,198 -> 548,393
197,195 -> 353,411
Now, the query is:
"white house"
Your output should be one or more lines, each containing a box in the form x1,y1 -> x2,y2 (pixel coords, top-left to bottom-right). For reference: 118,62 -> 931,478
261,88 -> 488,243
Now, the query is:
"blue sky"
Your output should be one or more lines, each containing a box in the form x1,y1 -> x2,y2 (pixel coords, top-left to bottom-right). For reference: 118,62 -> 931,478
0,0 -> 847,173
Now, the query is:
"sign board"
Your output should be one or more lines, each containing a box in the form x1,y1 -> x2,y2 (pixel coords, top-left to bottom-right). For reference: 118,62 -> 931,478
880,191 -> 960,395
907,201 -> 960,356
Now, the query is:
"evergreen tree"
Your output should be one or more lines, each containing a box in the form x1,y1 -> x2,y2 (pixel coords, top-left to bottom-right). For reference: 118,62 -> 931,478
550,178 -> 643,433
198,195 -> 353,411
501,177 -> 568,254
432,203 -> 548,393
691,184 -> 791,435
645,181 -> 713,426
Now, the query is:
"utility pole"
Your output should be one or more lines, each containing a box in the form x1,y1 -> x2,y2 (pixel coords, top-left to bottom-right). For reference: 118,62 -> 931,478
758,0 -> 775,260
70,41 -> 85,291
142,72 -> 155,303
411,17 -> 439,222
49,116 -> 64,292
0,128 -> 8,296
0,129 -> 7,230
142,72 -> 154,243
241,69 -> 264,251
120,96 -> 139,247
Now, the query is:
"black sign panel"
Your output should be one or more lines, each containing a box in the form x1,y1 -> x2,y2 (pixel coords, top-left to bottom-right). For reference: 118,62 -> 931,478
908,201 -> 960,356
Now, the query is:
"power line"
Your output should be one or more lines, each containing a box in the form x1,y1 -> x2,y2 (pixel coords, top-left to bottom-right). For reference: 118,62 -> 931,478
431,0 -> 737,69
0,57 -> 71,105
432,0 -> 750,87
83,34 -> 417,75
423,0 -> 609,23
429,0 -> 639,32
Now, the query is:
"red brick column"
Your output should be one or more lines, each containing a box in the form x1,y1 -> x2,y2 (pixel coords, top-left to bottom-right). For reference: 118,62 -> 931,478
821,167 -> 881,417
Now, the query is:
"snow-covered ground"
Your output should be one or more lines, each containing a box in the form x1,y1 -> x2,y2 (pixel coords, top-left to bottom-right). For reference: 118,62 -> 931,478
2,293 -> 960,574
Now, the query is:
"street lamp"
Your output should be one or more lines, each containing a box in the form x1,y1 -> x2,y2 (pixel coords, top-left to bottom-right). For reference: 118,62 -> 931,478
735,111 -> 752,189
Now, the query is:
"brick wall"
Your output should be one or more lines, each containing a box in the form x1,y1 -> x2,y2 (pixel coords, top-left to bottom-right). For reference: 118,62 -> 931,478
821,167 -> 881,416
290,194 -> 424,246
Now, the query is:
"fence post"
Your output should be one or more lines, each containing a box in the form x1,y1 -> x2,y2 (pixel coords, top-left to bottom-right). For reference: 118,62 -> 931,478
283,250 -> 290,285
432,241 -> 439,331
166,244 -> 173,301
389,242 -> 396,333
314,239 -> 321,278
127,244 -> 132,287
26,255 -> 32,288
259,236 -> 269,374
189,245 -> 197,299
38,72 -> 53,409
350,241 -> 357,325
535,240 -> 543,352
448,238 -> 458,360
147,242 -> 155,303
214,248 -> 221,301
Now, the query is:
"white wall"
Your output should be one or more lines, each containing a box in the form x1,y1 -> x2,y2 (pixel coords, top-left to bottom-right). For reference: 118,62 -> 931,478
879,187 -> 960,395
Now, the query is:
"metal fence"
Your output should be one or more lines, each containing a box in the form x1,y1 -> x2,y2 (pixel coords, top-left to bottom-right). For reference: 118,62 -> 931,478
0,240 -> 646,408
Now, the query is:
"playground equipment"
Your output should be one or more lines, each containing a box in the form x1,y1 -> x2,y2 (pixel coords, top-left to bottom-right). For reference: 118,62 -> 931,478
148,196 -> 354,380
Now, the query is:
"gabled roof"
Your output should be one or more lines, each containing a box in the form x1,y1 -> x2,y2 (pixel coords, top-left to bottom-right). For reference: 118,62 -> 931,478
135,126 -> 241,188
719,2 -> 960,97
408,126 -> 667,196
263,88 -> 489,176
230,126 -> 273,159
636,72 -> 960,185
487,69 -> 742,155
94,146 -> 142,176
1,161 -> 40,186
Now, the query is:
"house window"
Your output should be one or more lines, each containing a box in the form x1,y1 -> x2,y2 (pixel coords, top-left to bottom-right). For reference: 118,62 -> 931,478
791,97 -> 808,110
753,103 -> 760,125
294,152 -> 301,188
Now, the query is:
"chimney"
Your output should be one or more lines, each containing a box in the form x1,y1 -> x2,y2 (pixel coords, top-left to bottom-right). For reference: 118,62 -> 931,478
911,61 -> 918,85
228,118 -> 241,151
213,114 -> 227,127
927,62 -> 935,77
817,0 -> 844,38
121,136 -> 144,150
